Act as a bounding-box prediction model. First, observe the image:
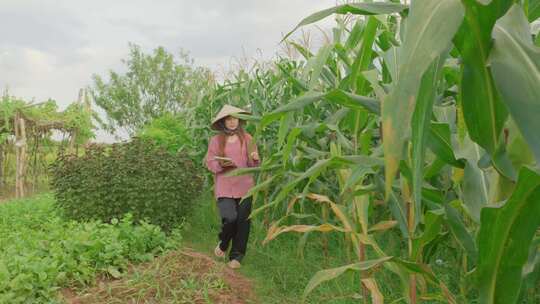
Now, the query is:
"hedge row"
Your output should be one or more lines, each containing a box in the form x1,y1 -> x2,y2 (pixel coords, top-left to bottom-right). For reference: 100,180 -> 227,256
50,139 -> 204,231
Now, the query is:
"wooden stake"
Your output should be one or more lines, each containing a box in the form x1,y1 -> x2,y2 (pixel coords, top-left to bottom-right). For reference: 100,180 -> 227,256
0,142 -> 4,187
14,113 -> 20,198
69,131 -> 77,153
32,134 -> 40,193
19,116 -> 26,197
14,113 -> 27,198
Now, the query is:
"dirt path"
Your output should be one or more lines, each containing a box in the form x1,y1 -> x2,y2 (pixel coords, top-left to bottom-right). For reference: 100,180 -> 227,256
60,248 -> 257,304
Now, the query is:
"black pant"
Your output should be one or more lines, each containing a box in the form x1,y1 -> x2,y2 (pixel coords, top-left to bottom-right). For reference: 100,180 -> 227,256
217,197 -> 252,262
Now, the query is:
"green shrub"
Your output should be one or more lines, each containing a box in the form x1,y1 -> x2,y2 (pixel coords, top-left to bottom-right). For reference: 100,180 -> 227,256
50,138 -> 203,231
0,194 -> 181,303
138,113 -> 193,154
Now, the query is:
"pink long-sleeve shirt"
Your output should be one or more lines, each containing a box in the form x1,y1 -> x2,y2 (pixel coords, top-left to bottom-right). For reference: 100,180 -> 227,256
205,133 -> 260,199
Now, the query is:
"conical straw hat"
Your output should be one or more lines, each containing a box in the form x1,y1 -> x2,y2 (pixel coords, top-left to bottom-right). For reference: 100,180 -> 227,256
211,105 -> 250,130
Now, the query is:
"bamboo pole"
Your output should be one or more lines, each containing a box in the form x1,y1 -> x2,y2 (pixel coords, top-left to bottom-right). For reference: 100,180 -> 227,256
0,142 -> 3,187
14,113 -> 27,198
32,133 -> 40,193
19,116 -> 26,198
21,117 -> 27,197
2,140 -> 10,189
14,113 -> 20,198
69,131 -> 77,154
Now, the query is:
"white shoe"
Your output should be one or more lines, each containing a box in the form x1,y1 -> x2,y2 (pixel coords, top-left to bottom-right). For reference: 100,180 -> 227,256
214,243 -> 225,258
227,259 -> 241,269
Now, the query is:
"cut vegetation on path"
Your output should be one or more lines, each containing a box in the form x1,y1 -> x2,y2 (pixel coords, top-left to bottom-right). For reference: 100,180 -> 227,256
61,249 -> 256,304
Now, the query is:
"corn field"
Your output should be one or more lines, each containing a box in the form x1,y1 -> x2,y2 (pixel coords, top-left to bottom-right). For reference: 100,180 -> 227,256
184,1 -> 540,303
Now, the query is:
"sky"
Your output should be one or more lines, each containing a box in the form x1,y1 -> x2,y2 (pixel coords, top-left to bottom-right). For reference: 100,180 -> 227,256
0,0 -> 337,142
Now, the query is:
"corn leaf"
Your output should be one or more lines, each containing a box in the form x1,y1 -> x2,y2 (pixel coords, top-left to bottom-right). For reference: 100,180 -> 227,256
261,91 -> 324,127
283,3 -> 407,41
324,89 -> 381,114
477,166 -> 540,304
350,17 -> 379,93
528,0 -> 540,21
361,278 -> 384,304
306,193 -> 354,231
444,201 -> 478,263
263,223 -> 348,245
453,0 -> 513,155
368,220 -> 398,233
382,0 -> 464,198
411,55 -> 447,232
302,257 -> 393,302
412,210 -> 444,259
490,5 -> 540,164
427,123 -> 466,168
376,177 -> 409,238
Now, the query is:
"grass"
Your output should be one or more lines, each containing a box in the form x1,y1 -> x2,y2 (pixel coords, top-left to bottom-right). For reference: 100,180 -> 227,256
183,192 -> 479,304
183,191 -> 385,304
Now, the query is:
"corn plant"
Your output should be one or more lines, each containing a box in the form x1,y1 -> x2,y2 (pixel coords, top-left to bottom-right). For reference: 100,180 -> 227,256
215,0 -> 540,303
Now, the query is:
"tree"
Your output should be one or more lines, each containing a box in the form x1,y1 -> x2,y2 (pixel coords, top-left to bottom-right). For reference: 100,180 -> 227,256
137,113 -> 193,154
91,43 -> 215,135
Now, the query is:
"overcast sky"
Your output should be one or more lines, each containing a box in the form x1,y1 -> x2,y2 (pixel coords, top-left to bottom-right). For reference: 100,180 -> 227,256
1,1 -> 338,140
1,0 -> 337,141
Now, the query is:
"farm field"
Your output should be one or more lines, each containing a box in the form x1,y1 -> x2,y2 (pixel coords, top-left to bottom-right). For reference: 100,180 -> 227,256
1,0 -> 539,303
0,193 -> 363,304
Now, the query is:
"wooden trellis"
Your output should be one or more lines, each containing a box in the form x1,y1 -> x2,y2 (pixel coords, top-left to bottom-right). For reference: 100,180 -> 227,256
7,110 -> 73,198
0,110 -> 70,198
1,88 -> 92,198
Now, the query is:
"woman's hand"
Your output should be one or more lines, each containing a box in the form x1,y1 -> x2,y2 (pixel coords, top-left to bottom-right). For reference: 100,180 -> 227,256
220,160 -> 237,168
250,151 -> 260,161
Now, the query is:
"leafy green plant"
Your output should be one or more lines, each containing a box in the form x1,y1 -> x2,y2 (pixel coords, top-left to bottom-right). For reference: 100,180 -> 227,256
0,194 -> 180,303
50,138 -> 204,232
138,113 -> 193,154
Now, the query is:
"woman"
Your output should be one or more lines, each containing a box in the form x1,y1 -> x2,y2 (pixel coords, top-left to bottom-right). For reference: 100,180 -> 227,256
205,105 -> 260,269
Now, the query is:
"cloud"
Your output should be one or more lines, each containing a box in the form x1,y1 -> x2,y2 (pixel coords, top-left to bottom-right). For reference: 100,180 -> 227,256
0,0 -> 337,141
0,3 -> 85,52
0,47 -> 54,88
